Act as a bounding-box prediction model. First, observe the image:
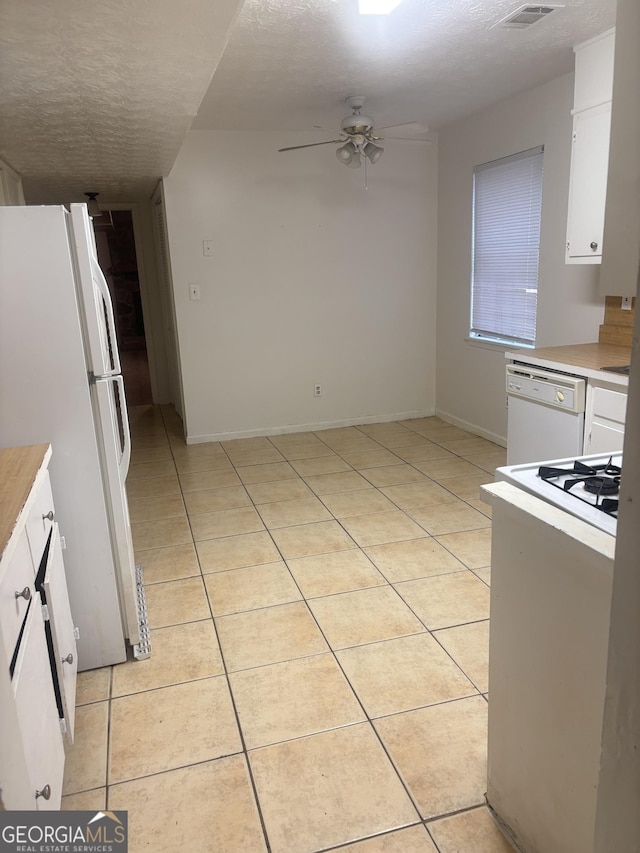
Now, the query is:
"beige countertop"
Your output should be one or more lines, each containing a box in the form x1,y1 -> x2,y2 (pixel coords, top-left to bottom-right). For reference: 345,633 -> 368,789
0,444 -> 51,561
506,343 -> 632,386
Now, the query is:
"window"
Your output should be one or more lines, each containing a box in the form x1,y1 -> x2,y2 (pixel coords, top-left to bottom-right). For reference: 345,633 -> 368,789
470,146 -> 544,348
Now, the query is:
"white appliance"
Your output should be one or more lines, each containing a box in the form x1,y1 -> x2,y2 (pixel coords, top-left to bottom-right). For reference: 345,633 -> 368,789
506,364 -> 586,465
0,204 -> 150,670
482,451 -> 619,853
496,450 -> 621,535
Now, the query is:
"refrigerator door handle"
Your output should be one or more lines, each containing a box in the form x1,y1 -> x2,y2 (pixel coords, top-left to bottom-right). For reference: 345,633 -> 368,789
115,374 -> 131,481
69,204 -> 122,378
90,255 -> 121,376
93,376 -> 142,649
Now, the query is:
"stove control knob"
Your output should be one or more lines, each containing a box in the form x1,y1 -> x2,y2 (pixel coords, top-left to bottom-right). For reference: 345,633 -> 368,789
556,389 -> 565,403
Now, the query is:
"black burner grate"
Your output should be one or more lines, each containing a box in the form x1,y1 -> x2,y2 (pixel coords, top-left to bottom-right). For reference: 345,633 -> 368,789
538,457 -> 621,518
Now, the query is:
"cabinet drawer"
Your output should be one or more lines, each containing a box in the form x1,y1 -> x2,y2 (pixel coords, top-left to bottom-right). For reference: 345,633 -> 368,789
42,523 -> 77,742
12,599 -> 65,810
0,531 -> 35,666
25,470 -> 55,570
592,386 -> 628,423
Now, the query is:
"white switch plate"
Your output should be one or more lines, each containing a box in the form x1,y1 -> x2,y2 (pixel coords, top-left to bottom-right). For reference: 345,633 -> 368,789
203,240 -> 214,256
189,283 -> 201,301
622,296 -> 632,311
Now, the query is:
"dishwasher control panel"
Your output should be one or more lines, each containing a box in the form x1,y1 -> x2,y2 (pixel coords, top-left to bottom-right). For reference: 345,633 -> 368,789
506,366 -> 586,413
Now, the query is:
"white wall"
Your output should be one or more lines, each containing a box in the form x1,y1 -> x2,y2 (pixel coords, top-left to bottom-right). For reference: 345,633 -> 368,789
436,72 -> 605,444
163,131 -> 438,442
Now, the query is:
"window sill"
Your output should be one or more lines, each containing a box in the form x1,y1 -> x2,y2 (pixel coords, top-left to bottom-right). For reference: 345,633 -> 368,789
465,337 -> 535,353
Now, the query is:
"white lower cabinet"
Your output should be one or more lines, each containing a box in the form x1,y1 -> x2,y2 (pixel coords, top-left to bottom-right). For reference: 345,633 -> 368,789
42,523 -> 78,742
584,380 -> 628,454
13,601 -> 66,809
0,445 -> 77,810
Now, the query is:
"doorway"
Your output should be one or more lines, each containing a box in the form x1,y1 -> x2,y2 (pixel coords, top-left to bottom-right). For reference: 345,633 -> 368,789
94,210 -> 153,405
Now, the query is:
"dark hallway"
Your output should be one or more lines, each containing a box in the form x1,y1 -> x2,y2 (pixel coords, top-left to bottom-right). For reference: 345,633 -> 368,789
94,209 -> 153,406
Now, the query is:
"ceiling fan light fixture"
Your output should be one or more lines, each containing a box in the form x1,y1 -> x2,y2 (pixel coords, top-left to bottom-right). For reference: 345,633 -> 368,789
84,192 -> 102,217
363,142 -> 384,164
336,141 -> 358,164
345,154 -> 362,169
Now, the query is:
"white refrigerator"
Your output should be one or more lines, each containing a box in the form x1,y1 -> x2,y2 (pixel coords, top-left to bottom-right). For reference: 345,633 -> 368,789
0,204 -> 150,670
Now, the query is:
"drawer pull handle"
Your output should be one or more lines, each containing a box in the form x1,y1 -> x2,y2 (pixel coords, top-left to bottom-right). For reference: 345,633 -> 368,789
590,241 -> 598,251
43,510 -> 54,522
35,784 -> 51,801
62,653 -> 74,665
15,586 -> 31,601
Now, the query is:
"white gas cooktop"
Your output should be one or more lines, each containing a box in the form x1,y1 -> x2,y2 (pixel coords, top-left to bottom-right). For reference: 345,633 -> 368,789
496,452 -> 622,536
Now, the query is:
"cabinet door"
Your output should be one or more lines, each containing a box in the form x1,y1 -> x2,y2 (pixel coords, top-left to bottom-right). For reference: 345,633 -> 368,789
573,30 -> 615,114
566,103 -> 612,262
584,383 -> 627,454
12,599 -> 65,810
586,421 -> 625,454
42,523 -> 78,743
25,470 -> 55,572
0,532 -> 35,668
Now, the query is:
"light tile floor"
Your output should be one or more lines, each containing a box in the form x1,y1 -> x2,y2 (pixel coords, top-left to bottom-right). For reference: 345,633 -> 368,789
62,406 -> 516,853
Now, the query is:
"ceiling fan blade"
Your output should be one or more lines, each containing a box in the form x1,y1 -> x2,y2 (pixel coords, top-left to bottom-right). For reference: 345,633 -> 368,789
278,139 -> 344,152
374,121 -> 429,135
381,137 -> 433,143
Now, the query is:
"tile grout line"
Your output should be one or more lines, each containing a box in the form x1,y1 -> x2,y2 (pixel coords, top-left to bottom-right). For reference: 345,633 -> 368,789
165,435 -> 280,840
161,405 -> 275,853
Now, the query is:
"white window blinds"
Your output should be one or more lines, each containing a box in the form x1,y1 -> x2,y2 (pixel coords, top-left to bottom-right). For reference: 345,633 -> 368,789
470,146 -> 544,347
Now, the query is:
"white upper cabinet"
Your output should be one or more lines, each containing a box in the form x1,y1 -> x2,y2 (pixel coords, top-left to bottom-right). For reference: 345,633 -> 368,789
600,0 -> 640,297
566,103 -> 612,262
572,30 -> 615,113
565,29 -> 615,265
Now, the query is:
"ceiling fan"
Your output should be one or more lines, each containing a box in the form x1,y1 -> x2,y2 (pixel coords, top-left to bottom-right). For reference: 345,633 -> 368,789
278,96 -> 430,169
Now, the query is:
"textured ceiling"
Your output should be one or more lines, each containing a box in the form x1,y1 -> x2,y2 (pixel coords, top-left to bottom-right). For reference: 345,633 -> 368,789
0,0 -> 244,202
0,0 -> 617,203
194,0 -> 617,134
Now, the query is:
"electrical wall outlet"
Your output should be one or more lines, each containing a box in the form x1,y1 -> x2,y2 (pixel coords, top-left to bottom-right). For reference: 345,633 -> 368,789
314,384 -> 322,397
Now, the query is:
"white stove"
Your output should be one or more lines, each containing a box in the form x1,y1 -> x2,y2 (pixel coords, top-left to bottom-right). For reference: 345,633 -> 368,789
496,451 -> 622,536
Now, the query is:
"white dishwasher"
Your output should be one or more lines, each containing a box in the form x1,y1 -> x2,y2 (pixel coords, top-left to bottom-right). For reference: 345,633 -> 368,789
506,364 -> 587,465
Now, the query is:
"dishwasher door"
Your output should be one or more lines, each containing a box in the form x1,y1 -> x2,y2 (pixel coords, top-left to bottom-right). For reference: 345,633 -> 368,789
506,365 -> 586,465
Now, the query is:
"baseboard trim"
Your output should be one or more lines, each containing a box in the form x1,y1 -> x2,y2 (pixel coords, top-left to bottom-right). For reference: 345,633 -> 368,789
435,408 -> 507,448
185,408 -> 437,444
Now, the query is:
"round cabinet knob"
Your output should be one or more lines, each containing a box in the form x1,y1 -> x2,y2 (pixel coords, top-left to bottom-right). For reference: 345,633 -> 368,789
590,241 -> 598,251
556,389 -> 565,403
62,653 -> 74,665
15,586 -> 31,601
35,784 -> 51,801
42,510 -> 54,522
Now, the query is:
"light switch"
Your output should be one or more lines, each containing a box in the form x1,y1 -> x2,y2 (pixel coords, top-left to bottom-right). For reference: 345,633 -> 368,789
203,240 -> 214,256
189,284 -> 201,301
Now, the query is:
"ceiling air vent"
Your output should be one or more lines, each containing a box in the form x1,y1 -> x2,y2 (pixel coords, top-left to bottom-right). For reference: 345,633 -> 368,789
495,5 -> 558,29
